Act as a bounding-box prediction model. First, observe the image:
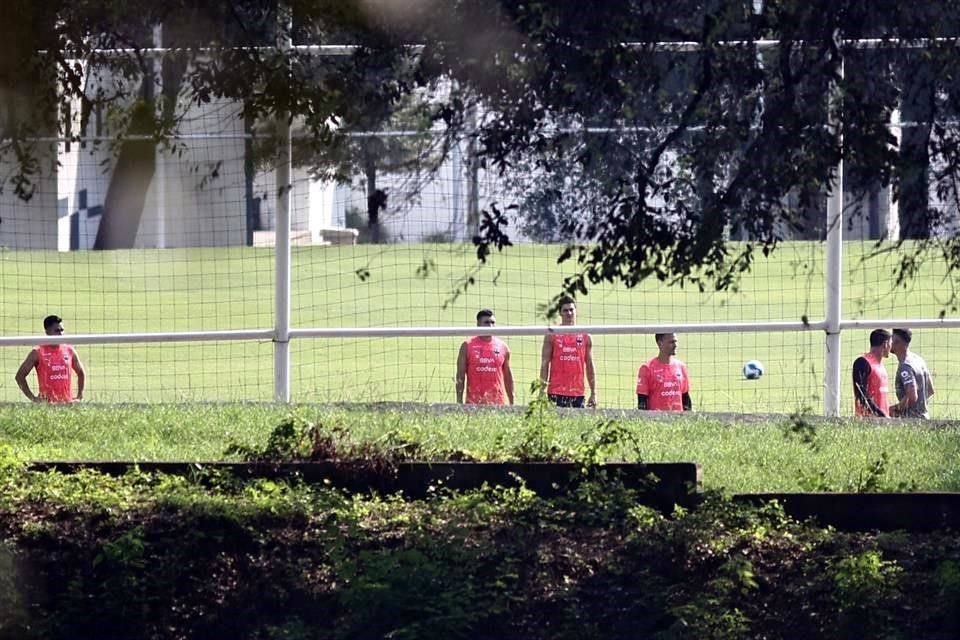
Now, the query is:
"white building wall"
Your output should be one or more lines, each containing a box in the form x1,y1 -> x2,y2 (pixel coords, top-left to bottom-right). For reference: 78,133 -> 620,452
0,143 -> 59,250
135,109 -> 247,248
56,64 -> 248,250
0,79 -> 59,250
253,166 -> 336,242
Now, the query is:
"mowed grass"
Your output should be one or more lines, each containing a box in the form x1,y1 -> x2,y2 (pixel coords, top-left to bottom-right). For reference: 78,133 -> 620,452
0,241 -> 957,415
2,403 -> 960,493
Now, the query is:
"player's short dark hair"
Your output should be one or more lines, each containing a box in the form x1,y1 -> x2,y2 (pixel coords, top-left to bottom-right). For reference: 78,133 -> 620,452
476,308 -> 495,322
869,328 -> 892,347
655,333 -> 668,343
558,295 -> 576,308
892,328 -> 912,344
43,315 -> 63,330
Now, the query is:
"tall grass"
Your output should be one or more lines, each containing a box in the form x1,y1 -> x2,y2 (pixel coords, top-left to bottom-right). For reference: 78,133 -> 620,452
2,403 -> 959,493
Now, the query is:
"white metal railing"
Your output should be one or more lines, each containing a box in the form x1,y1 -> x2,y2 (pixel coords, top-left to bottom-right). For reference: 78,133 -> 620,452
8,317 -> 960,349
288,322 -> 826,339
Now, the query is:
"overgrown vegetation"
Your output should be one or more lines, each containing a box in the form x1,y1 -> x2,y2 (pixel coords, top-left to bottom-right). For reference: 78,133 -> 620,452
2,434 -> 960,639
782,409 -> 921,492
0,405 -> 958,637
3,404 -> 960,492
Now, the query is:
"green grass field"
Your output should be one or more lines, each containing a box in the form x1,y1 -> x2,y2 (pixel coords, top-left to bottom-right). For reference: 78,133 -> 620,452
2,403 -> 959,493
0,241 -> 956,415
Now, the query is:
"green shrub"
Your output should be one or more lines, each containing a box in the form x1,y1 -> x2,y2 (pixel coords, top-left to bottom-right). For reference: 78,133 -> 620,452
832,550 -> 903,636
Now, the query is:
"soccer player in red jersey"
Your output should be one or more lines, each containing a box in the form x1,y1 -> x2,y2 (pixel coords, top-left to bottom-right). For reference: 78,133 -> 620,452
540,296 -> 596,408
15,315 -> 86,404
852,328 -> 892,417
456,309 -> 515,405
636,333 -> 692,411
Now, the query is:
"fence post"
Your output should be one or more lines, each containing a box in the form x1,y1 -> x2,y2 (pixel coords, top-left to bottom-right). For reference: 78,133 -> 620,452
824,41 -> 844,417
153,24 -> 167,249
274,4 -> 292,402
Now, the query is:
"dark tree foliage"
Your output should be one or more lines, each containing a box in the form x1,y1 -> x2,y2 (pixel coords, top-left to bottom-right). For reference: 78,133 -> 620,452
5,0 -> 960,301
416,0 -> 960,304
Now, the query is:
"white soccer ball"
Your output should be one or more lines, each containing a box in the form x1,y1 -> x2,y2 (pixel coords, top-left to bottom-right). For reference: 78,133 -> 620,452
742,360 -> 765,380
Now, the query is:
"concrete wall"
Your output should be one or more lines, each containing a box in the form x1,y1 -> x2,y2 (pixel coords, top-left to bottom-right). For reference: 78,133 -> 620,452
55,65 -> 248,250
135,116 -> 247,249
0,142 -> 60,250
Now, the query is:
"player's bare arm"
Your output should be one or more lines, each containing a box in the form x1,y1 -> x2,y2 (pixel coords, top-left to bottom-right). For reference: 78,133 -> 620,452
455,342 -> 468,404
539,335 -> 552,386
636,365 -> 649,410
73,354 -> 87,401
14,350 -> 40,402
901,377 -> 918,413
503,349 -> 515,405
585,334 -> 596,407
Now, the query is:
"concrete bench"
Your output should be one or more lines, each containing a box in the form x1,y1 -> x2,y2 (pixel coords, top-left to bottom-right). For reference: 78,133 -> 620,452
252,228 -> 359,247
319,227 -> 360,245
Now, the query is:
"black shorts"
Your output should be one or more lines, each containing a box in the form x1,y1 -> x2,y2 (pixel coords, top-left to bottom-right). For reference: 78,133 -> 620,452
548,394 -> 585,408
